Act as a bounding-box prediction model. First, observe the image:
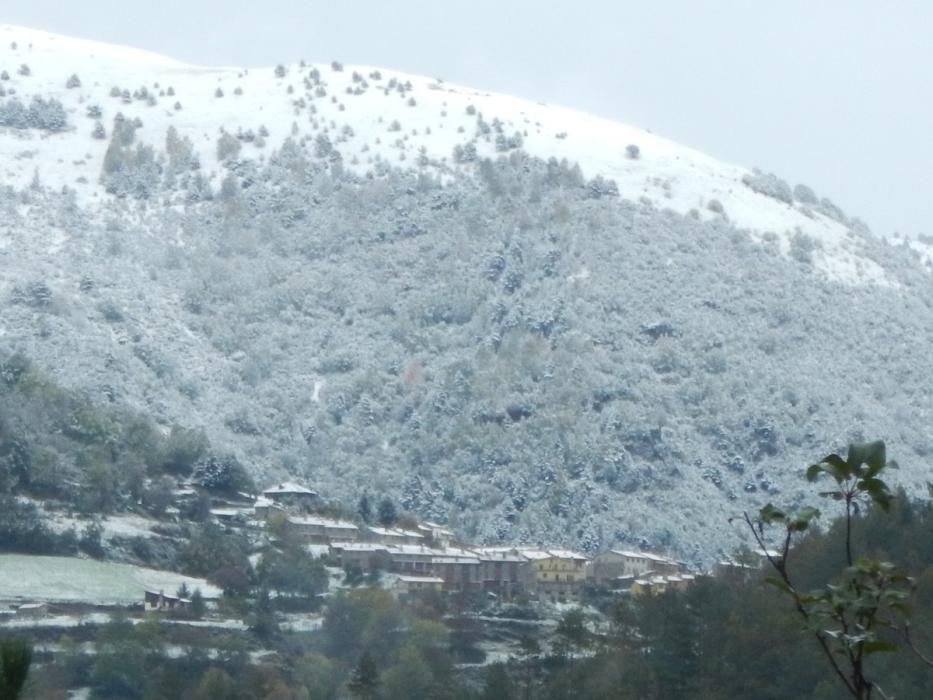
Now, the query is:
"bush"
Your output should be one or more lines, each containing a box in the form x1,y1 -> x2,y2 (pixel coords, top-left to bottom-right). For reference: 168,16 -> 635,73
626,144 -> 641,159
0,97 -> 68,131
192,453 -> 254,495
793,183 -> 818,205
66,74 -> 81,89
216,132 -> 241,162
742,170 -> 793,204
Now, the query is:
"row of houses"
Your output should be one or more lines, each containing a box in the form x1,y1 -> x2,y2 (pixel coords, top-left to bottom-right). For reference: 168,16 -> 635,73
250,481 -> 695,603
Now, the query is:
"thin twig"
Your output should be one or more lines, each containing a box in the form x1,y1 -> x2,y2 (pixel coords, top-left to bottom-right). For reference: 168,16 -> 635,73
904,623 -> 933,668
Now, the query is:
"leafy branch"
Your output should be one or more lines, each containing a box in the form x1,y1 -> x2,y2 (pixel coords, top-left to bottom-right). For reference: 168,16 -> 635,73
738,441 -> 916,700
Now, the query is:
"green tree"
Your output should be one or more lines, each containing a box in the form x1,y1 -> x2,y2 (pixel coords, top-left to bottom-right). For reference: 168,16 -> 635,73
377,497 -> 397,527
296,652 -> 342,700
481,662 -> 514,700
189,588 -> 206,619
554,607 -> 589,669
347,650 -> 379,700
259,545 -> 328,600
192,667 -> 238,700
357,493 -> 372,524
0,639 -> 32,700
380,645 -> 433,700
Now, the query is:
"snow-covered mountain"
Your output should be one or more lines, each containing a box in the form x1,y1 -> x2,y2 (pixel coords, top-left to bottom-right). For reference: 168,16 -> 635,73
2,25 -> 932,565
0,24 -> 887,284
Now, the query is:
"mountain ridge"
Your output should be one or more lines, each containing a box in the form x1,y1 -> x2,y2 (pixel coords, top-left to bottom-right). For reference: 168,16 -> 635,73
0,23 -> 888,285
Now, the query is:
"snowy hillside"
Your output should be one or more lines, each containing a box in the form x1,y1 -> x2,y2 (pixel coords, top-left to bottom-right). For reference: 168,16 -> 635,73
0,24 -> 885,284
2,25 -> 932,566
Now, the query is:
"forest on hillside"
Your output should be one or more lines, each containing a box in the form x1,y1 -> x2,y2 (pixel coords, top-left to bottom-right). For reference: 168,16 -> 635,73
5,142 -> 933,561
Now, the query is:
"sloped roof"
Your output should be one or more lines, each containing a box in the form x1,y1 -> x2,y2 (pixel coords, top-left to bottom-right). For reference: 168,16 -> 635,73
262,481 -> 318,496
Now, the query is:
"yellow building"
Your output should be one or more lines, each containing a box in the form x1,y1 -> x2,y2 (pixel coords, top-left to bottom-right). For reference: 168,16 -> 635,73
519,549 -> 589,602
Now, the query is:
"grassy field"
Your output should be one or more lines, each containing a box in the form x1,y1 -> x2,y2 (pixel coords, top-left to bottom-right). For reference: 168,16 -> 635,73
0,554 -> 220,605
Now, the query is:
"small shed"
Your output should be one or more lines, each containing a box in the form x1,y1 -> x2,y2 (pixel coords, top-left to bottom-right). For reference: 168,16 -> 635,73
144,590 -> 190,612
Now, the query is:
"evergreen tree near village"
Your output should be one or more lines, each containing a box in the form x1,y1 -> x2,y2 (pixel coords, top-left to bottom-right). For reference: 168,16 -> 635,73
0,640 -> 31,700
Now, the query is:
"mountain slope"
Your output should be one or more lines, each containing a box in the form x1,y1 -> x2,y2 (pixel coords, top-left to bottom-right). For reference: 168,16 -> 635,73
1,25 -> 931,565
0,24 -> 885,284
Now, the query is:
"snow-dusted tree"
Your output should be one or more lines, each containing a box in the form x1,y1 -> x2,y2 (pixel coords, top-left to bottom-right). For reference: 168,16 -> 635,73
65,73 -> 81,89
100,116 -> 160,198
216,132 -> 241,162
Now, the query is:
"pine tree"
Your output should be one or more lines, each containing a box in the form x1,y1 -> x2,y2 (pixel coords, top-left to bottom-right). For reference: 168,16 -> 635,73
0,639 -> 32,700
347,650 -> 379,700
377,497 -> 397,527
357,494 -> 372,524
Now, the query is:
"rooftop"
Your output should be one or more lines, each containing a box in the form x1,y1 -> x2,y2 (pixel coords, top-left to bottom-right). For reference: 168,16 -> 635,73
606,549 -> 678,564
287,515 -> 358,529
262,481 -> 318,497
395,575 -> 444,584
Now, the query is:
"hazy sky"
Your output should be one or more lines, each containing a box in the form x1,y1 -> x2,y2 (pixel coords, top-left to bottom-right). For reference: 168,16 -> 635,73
5,1 -> 931,237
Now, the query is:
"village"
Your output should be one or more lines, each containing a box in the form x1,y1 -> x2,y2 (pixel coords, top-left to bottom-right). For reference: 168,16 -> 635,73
0,475 -> 764,633
211,480 -> 737,605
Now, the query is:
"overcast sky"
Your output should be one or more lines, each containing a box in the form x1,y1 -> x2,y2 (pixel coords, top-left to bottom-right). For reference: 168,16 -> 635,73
5,1 -> 931,237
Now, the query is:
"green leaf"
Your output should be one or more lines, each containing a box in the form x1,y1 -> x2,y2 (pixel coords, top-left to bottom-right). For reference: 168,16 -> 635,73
852,475 -> 894,510
861,640 -> 897,655
759,503 -> 786,524
789,506 -> 820,532
848,440 -> 886,476
765,577 -> 793,594
808,454 -> 851,483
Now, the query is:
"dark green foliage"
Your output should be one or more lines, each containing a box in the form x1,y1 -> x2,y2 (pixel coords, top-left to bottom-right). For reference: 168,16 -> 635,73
0,351 -> 219,525
0,496 -> 76,553
247,587 -> 278,639
189,588 -> 206,619
743,442 -> 925,699
192,453 -> 255,495
357,493 -> 372,524
181,522 -> 251,578
481,663 -> 514,700
160,426 -> 209,475
0,639 -> 32,700
258,545 -> 328,599
377,497 -> 397,527
347,650 -> 379,699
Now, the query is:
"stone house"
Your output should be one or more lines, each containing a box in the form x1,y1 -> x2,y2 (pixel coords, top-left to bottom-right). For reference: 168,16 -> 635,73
588,549 -> 682,586
285,515 -> 359,544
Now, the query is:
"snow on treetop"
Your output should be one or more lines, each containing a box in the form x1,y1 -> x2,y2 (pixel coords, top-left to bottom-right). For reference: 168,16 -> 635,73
0,23 -> 886,285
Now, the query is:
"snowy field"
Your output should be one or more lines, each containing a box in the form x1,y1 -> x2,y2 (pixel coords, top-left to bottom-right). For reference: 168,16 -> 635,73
0,554 -> 220,605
